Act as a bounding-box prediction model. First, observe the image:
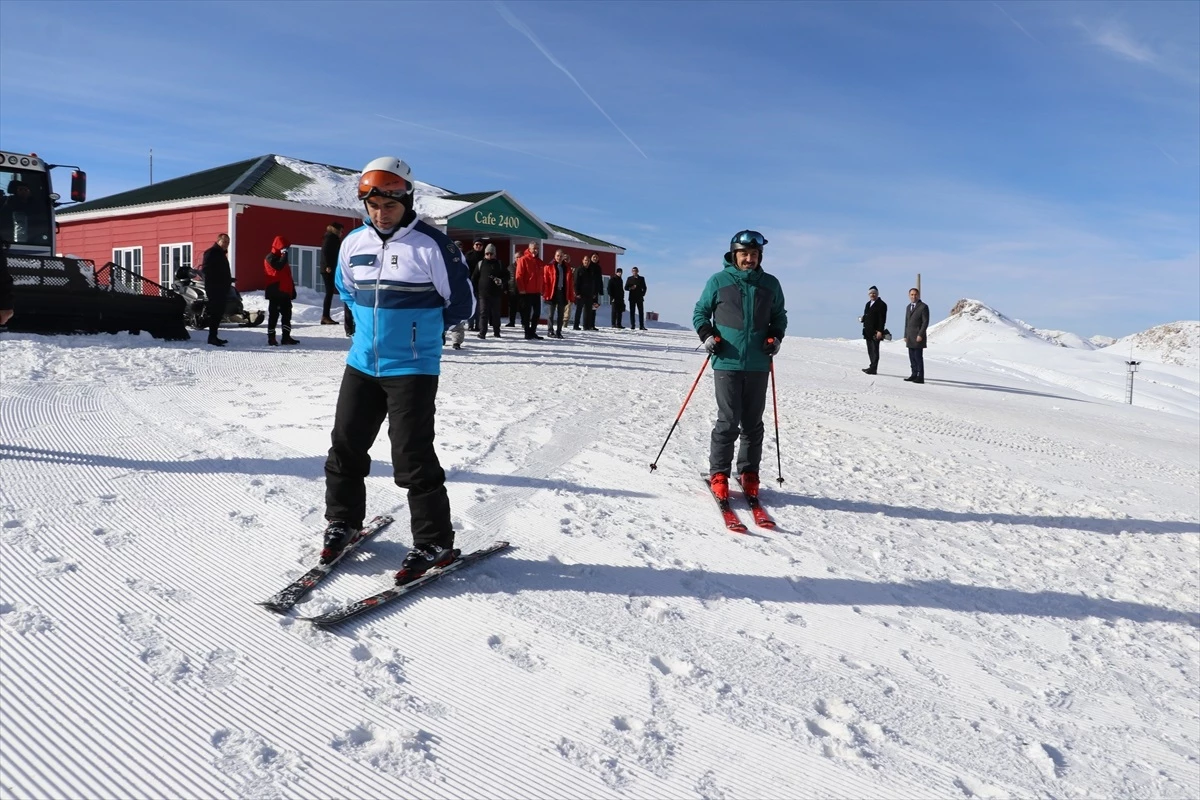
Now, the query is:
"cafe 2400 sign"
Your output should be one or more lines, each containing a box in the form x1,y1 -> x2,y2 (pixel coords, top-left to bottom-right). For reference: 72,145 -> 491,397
474,210 -> 521,229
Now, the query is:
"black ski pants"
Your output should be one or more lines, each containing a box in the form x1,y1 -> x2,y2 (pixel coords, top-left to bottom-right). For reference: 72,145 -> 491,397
267,297 -> 292,336
709,369 -> 770,478
324,366 -> 453,549
610,302 -> 624,328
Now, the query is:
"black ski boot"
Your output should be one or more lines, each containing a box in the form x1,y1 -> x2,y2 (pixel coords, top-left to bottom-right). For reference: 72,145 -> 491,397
319,520 -> 354,564
394,543 -> 459,583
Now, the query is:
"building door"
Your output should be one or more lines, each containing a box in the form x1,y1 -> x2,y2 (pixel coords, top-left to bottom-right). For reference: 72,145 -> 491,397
288,245 -> 321,291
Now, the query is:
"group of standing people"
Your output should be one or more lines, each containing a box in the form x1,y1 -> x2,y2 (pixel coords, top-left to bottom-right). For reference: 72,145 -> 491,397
859,285 -> 930,382
500,242 -> 648,341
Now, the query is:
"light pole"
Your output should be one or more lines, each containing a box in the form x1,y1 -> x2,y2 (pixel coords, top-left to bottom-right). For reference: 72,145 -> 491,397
1126,360 -> 1141,405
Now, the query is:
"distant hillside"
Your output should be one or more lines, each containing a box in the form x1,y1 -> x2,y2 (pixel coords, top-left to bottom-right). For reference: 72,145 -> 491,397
1103,321 -> 1200,369
928,299 -> 1092,347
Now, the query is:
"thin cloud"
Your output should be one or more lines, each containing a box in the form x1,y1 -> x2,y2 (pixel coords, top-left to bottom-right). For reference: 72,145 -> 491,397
1081,20 -> 1156,64
493,0 -> 648,159
375,114 -> 591,171
1154,144 -> 1180,166
991,2 -> 1040,44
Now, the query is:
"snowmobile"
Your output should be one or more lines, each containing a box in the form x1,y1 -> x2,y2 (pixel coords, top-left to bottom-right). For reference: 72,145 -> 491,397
172,267 -> 265,329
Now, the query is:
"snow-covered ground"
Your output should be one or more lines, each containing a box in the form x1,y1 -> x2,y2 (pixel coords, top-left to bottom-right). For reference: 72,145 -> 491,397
2,300 -> 1198,800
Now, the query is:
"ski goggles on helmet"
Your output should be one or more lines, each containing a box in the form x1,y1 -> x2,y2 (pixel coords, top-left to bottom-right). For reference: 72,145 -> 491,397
357,170 -> 414,201
730,230 -> 767,249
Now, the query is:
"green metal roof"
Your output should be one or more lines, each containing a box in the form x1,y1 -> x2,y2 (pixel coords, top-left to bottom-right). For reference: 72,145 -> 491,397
58,156 -> 271,214
547,223 -> 622,250
444,191 -> 502,203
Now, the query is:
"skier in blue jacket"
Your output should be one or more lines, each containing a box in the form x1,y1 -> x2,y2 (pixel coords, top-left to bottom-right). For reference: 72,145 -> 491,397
321,156 -> 475,582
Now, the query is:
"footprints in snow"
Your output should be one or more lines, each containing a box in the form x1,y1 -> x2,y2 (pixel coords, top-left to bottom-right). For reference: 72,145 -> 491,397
804,697 -> 887,761
210,727 -> 304,800
330,723 -> 440,781
0,600 -> 55,634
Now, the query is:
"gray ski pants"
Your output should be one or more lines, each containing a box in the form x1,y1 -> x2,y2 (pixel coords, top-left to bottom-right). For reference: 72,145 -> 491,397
709,369 -> 770,477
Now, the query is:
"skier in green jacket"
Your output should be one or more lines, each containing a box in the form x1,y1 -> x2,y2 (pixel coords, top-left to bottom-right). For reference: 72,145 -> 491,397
693,230 -> 788,502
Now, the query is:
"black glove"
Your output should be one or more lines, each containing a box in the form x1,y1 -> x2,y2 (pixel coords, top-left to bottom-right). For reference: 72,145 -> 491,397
763,337 -> 781,356
703,335 -> 722,355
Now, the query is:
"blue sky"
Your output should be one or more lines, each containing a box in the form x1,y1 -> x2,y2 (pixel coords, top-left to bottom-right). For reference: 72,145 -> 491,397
2,0 -> 1196,338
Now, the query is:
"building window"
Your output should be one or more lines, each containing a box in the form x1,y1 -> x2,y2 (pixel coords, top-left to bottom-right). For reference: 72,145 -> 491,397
159,242 -> 192,285
288,245 -> 321,291
111,246 -> 143,292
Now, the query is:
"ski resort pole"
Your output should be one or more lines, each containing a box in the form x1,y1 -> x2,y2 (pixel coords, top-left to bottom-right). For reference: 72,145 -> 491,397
649,349 -> 713,473
769,353 -> 784,486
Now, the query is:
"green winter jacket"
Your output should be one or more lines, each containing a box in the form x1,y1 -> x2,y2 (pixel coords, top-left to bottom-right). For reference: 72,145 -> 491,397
693,257 -> 788,372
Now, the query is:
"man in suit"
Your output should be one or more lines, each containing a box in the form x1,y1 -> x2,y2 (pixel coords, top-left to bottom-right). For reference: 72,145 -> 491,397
860,285 -> 886,374
607,267 -> 625,328
904,287 -> 930,383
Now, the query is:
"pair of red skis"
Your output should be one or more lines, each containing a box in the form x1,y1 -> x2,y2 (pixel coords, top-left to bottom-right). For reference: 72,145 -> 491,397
706,476 -> 775,533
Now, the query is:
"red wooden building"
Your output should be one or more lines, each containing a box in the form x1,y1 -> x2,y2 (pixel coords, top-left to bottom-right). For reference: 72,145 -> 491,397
56,155 -> 626,295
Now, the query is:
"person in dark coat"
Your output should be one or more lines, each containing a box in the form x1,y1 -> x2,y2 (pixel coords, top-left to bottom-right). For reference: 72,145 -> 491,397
625,267 -> 647,330
465,240 -> 486,331
585,255 -> 604,330
475,243 -> 507,339
571,256 -> 594,330
319,221 -> 344,326
904,287 -> 930,383
264,235 -> 298,346
607,267 -> 625,328
200,234 -> 232,346
860,285 -> 887,374
506,255 -> 521,328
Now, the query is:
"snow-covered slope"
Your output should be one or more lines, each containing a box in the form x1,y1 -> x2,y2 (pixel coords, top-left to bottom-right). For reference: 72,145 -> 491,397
1103,321 -> 1200,369
930,299 -> 1097,348
2,310 -> 1197,800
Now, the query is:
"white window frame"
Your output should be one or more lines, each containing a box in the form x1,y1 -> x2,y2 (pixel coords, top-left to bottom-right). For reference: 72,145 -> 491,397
111,246 -> 143,293
159,242 -> 192,286
288,245 -> 321,291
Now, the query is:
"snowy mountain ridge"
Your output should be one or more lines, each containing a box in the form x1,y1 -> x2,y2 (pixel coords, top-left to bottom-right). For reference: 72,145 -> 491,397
929,299 -> 1096,349
1103,321 -> 1200,369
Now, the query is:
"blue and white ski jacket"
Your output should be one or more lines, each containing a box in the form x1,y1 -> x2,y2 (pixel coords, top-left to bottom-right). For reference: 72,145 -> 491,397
335,217 -> 475,377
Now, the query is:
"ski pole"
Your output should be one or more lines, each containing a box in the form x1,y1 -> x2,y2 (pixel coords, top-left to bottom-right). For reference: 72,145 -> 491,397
769,349 -> 784,486
649,348 -> 714,473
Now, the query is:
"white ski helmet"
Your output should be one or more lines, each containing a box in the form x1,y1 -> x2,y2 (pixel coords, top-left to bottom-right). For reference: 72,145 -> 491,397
357,156 -> 414,201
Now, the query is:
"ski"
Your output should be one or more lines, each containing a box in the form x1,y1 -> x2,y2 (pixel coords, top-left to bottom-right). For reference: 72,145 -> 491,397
736,479 -> 776,529
300,541 -> 511,626
702,476 -> 748,534
258,515 -> 394,613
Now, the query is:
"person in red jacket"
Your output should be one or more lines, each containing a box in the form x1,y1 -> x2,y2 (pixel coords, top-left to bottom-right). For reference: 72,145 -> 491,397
264,235 -> 298,346
541,249 -> 575,339
514,241 -> 545,340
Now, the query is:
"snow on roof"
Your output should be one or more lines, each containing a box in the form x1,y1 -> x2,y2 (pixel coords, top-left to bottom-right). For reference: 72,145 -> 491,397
272,155 -> 461,219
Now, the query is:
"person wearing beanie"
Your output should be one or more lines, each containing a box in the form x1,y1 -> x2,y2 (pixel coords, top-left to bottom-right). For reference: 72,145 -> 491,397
475,242 -> 507,338
860,285 -> 887,374
693,230 -> 787,506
